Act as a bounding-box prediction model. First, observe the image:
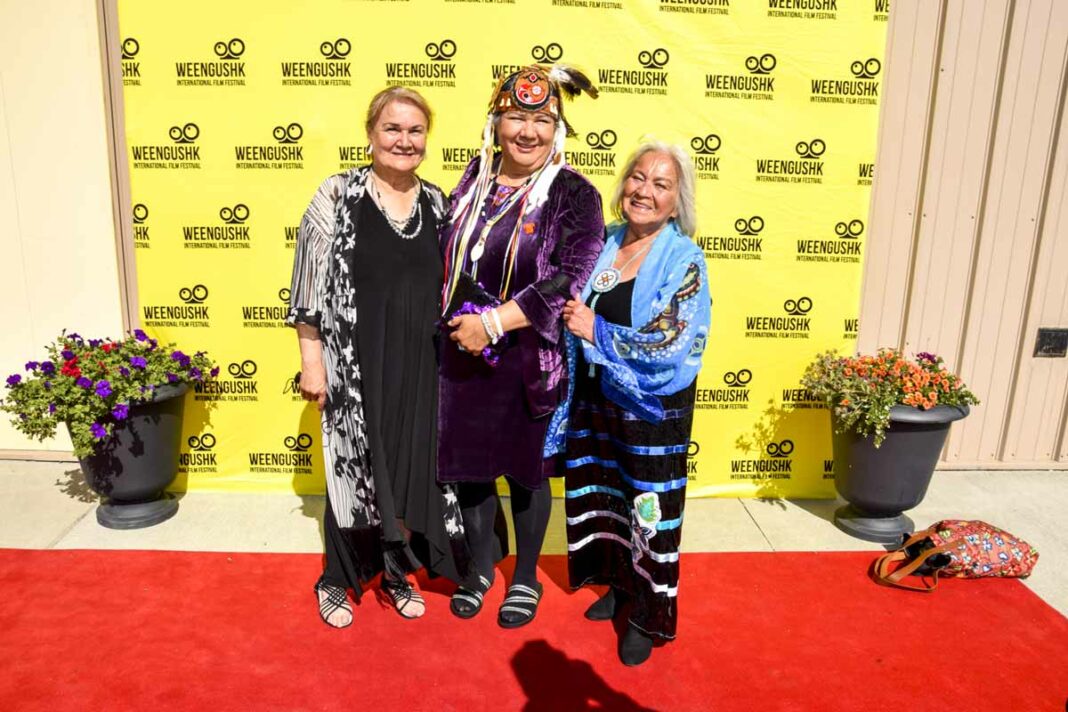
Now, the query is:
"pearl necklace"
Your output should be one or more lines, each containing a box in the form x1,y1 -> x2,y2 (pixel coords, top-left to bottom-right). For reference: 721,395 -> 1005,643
370,174 -> 422,240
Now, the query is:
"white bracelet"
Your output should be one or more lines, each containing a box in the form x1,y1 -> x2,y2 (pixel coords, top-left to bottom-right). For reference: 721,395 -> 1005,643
491,308 -> 504,341
480,311 -> 499,345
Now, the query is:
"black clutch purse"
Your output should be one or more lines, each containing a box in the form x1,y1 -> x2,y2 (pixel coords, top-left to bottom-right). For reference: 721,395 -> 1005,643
443,271 -> 500,319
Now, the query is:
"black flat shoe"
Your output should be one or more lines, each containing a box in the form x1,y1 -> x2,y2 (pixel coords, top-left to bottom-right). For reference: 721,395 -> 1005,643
584,587 -> 625,622
498,582 -> 543,629
619,625 -> 654,666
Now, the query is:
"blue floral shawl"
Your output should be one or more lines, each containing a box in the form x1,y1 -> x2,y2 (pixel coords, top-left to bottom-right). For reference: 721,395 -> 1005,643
545,220 -> 711,455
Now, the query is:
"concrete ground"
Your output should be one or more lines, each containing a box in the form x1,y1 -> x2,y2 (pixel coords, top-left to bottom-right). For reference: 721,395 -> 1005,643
0,460 -> 1063,617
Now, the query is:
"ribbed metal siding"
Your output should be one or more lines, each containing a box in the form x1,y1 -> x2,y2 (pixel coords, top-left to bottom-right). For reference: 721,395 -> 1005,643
859,0 -> 1068,467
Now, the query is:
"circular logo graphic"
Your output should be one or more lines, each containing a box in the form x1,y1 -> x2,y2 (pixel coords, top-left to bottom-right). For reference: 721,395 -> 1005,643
795,139 -> 826,159
723,369 -> 753,387
851,58 -> 882,79
638,48 -> 670,69
783,297 -> 813,316
227,359 -> 257,379
320,38 -> 351,60
690,134 -> 721,154
179,284 -> 209,304
132,204 -> 149,223
214,38 -> 245,60
425,39 -> 456,61
220,204 -> 250,224
745,53 -> 777,74
285,433 -> 313,452
766,439 -> 794,458
530,43 -> 563,62
735,216 -> 764,236
121,37 -> 140,59
169,123 -> 200,144
585,129 -> 617,150
273,123 -> 303,144
187,433 -> 216,451
835,219 -> 865,239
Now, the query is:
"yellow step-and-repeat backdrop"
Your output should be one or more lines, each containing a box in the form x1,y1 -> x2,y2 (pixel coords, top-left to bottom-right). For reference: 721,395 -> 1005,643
117,0 -> 889,497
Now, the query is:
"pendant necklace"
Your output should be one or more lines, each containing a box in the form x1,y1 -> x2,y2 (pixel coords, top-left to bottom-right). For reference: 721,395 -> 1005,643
589,241 -> 651,312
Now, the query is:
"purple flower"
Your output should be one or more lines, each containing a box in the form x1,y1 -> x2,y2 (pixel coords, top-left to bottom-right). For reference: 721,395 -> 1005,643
95,380 -> 112,398
90,422 -> 107,439
68,332 -> 82,341
111,403 -> 129,420
129,356 -> 147,369
6,374 -> 21,387
61,350 -> 76,360
88,339 -> 102,348
148,338 -> 158,351
917,352 -> 937,363
25,361 -> 39,371
134,329 -> 148,342
189,367 -> 202,380
170,350 -> 191,368
40,361 -> 55,375
118,366 -> 130,378
48,403 -> 56,414
43,381 -> 52,390
210,366 -> 220,378
166,372 -> 179,383
76,377 -> 92,389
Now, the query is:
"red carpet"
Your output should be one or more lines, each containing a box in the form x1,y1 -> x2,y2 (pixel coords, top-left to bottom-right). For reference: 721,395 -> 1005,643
0,549 -> 1065,711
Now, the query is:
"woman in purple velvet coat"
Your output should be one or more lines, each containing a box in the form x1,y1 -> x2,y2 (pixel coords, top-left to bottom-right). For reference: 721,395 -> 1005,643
438,65 -> 605,627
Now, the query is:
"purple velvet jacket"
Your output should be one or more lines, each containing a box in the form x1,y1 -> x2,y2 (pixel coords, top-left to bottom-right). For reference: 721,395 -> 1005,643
445,157 -> 606,417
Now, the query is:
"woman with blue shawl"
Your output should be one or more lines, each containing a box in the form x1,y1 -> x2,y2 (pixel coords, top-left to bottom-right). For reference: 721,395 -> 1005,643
557,141 -> 711,666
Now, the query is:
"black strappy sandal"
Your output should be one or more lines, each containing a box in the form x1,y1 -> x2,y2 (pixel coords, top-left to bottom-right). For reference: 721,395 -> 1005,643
497,581 -> 543,629
314,579 -> 353,629
380,575 -> 426,619
450,574 -> 493,619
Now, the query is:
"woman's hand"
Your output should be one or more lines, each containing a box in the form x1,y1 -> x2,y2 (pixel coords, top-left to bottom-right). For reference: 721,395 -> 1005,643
299,360 -> 328,411
563,299 -> 596,343
447,313 -> 490,354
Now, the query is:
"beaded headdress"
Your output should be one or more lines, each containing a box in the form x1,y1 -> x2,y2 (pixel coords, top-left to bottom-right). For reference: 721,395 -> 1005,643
488,65 -> 597,137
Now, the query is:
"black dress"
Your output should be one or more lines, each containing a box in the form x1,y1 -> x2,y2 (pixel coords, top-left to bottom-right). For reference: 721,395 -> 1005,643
321,191 -> 460,593
565,278 -> 695,640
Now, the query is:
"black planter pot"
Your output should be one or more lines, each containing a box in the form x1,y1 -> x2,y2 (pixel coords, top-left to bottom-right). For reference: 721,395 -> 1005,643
832,404 -> 969,544
73,383 -> 188,529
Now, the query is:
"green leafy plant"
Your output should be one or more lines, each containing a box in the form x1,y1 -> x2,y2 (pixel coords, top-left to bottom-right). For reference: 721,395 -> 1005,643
801,349 -> 979,446
2,330 -> 216,457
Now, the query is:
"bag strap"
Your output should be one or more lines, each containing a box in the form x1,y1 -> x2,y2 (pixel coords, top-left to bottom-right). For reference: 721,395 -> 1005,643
873,527 -> 950,593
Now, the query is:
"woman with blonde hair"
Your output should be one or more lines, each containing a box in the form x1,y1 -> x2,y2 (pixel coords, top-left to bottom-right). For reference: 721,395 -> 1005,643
559,140 -> 711,664
287,86 -> 465,627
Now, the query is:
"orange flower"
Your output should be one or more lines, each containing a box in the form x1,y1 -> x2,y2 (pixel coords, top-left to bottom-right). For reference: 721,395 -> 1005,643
844,368 -> 853,376
523,222 -> 536,235
840,398 -> 851,406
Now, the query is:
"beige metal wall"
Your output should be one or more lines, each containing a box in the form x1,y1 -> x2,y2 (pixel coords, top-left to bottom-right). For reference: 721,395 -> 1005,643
860,0 -> 1068,467
0,0 -> 127,457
